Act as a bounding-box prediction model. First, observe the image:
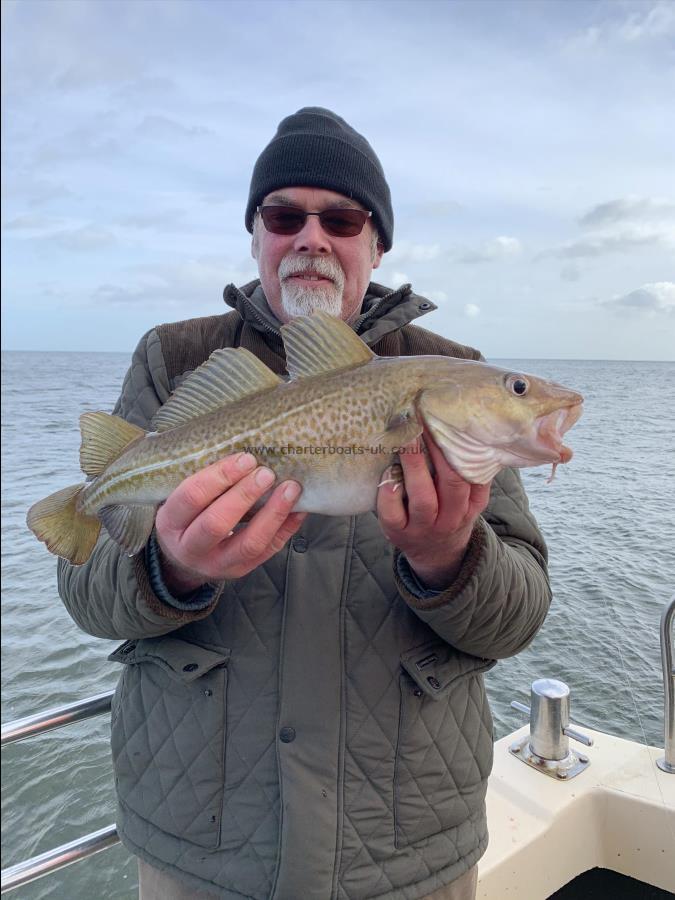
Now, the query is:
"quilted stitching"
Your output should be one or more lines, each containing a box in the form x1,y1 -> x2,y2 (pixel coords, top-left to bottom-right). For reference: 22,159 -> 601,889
56,294 -> 550,899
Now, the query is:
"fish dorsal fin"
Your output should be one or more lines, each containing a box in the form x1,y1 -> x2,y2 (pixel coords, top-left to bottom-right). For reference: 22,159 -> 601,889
80,412 -> 146,477
281,310 -> 375,380
152,348 -> 282,432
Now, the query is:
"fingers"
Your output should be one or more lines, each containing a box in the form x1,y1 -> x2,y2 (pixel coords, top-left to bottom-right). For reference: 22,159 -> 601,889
215,481 -> 303,565
398,438 -> 438,523
377,469 -> 408,533
377,438 -> 435,535
156,446 -> 307,581
181,464 -> 280,557
158,453 -> 258,533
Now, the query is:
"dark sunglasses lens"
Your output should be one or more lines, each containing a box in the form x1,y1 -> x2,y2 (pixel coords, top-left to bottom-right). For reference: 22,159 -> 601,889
319,209 -> 368,237
261,207 -> 306,234
260,206 -> 369,237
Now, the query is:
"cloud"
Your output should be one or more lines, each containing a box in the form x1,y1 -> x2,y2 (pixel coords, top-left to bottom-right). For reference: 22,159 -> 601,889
387,240 -> 441,264
543,196 -> 675,260
560,263 -> 581,282
458,236 -> 522,264
414,200 -> 464,218
113,75 -> 178,102
616,2 -> 675,43
117,210 -> 187,231
464,303 -> 480,318
579,197 -> 675,227
50,225 -> 117,252
33,130 -> 121,165
56,58 -> 144,91
136,115 -> 212,140
544,226 -> 675,260
92,255 -> 256,308
2,179 -> 73,208
3,214 -> 60,231
567,1 -> 675,50
391,271 -> 410,286
604,281 -> 675,316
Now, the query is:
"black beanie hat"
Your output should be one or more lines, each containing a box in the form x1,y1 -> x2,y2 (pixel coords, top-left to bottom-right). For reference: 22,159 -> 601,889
245,107 -> 393,252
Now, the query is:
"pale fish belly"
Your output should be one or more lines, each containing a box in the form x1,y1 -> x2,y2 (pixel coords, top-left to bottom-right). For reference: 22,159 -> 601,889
277,449 -> 395,516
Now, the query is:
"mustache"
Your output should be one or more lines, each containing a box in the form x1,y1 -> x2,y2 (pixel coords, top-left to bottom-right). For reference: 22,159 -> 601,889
278,255 -> 345,284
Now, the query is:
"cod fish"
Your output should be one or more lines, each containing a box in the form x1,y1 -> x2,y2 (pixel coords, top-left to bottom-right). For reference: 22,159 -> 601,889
27,311 -> 583,565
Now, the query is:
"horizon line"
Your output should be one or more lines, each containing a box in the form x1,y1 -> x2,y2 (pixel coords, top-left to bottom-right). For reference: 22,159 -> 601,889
1,348 -> 673,364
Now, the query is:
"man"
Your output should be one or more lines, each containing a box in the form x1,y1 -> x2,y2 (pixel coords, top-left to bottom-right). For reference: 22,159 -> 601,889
58,108 -> 551,900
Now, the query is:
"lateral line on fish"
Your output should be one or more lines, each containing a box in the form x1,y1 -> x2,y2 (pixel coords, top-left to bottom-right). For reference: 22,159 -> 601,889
90,393 -> 344,497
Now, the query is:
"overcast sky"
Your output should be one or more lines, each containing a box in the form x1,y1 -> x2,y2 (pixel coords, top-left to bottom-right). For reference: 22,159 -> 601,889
2,0 -> 674,360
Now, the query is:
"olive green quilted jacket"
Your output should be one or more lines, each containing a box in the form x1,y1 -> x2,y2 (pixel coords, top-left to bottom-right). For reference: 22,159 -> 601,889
57,282 -> 551,900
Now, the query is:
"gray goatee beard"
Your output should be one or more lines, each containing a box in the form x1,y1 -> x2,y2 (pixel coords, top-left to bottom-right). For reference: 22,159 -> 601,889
278,255 -> 346,319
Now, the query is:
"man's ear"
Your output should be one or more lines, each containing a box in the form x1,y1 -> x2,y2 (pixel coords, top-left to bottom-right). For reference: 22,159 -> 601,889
372,241 -> 385,270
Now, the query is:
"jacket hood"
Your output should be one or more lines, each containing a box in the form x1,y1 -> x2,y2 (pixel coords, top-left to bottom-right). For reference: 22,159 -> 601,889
222,279 -> 438,348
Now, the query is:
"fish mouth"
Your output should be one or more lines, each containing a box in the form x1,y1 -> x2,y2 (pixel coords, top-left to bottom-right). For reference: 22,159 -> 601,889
535,401 -> 583,462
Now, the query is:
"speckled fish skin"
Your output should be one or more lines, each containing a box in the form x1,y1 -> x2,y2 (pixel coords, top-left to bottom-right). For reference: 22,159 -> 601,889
77,354 -> 583,519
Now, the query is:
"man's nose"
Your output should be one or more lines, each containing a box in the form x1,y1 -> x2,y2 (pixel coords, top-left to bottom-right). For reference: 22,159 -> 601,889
292,214 -> 331,254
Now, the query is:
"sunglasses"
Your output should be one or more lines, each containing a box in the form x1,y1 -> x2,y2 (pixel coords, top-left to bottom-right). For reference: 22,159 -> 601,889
258,205 -> 372,238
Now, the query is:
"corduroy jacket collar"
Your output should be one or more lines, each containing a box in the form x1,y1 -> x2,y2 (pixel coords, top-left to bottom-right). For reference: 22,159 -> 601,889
222,279 -> 438,349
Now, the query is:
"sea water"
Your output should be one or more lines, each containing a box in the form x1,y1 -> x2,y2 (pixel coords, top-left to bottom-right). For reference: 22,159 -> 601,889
2,351 -> 674,899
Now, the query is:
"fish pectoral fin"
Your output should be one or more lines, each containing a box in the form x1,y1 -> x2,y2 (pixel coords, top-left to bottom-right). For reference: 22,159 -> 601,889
281,310 -> 375,380
98,503 -> 157,556
79,412 -> 146,477
153,348 -> 282,432
374,411 -> 423,453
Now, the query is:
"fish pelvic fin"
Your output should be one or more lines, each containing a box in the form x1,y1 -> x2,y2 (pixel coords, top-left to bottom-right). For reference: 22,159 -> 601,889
79,412 -> 146,477
281,310 -> 375,380
152,348 -> 282,432
26,483 -> 101,566
98,503 -> 157,557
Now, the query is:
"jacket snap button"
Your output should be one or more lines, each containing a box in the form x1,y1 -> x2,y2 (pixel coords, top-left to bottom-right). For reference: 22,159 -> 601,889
292,536 -> 307,553
418,302 -> 432,310
413,687 -> 423,697
183,663 -> 199,672
279,726 -> 296,743
427,676 -> 441,690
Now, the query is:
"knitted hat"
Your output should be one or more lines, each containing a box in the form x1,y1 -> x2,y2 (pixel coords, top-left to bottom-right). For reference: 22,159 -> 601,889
245,107 -> 393,251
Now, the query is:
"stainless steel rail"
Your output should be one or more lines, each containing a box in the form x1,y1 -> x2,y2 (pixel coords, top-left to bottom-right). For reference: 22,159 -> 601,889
1,690 -> 120,893
1,825 -> 120,894
1,690 -> 114,746
657,594 -> 675,774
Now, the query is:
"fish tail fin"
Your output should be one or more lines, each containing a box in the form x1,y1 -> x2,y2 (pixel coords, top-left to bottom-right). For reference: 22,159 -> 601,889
79,412 -> 146,477
27,483 -> 102,565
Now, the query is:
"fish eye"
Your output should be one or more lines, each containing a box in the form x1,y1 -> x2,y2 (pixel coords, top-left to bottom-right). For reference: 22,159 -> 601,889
506,374 -> 529,396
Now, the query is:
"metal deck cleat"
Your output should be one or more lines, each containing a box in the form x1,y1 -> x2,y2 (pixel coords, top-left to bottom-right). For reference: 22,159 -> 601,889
509,678 -> 593,780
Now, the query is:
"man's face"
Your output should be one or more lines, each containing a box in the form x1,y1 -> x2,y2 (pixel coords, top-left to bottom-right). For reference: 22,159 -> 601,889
251,186 -> 384,324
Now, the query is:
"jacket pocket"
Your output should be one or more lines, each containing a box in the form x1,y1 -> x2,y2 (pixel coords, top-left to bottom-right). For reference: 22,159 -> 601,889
394,640 -> 496,848
109,636 -> 231,849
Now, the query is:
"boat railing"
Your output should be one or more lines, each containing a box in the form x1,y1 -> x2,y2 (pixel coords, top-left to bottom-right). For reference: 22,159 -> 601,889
657,594 -> 675,774
1,595 -> 673,893
0,690 -> 120,894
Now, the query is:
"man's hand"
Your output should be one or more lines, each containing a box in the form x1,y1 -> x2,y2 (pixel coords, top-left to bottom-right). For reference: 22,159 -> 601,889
155,452 -> 306,596
377,429 -> 491,590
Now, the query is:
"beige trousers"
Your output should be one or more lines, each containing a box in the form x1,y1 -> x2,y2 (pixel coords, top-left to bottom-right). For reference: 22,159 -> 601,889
138,859 -> 478,900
